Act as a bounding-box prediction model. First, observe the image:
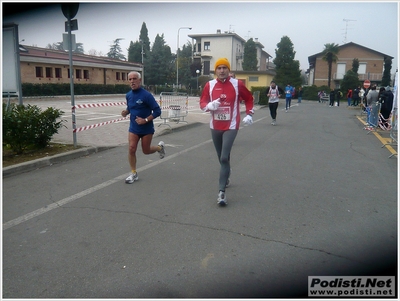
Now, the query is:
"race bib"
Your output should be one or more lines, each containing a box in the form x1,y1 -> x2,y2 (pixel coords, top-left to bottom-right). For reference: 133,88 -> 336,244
214,107 -> 231,121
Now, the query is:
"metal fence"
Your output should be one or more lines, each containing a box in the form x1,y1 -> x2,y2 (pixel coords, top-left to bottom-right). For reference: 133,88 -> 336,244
158,92 -> 189,128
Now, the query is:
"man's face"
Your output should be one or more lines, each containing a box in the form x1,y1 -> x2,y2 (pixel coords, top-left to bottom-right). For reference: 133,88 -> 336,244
271,83 -> 276,88
128,74 -> 141,90
215,65 -> 229,81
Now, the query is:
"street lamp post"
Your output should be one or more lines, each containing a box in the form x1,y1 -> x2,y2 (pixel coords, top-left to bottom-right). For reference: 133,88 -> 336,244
176,26 -> 192,91
196,69 -> 200,96
140,39 -> 144,87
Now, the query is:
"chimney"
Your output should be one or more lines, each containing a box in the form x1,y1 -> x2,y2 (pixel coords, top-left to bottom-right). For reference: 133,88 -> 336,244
217,29 -> 221,34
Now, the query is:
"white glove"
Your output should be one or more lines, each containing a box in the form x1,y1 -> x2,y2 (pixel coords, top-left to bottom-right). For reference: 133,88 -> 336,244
242,114 -> 253,125
206,98 -> 221,111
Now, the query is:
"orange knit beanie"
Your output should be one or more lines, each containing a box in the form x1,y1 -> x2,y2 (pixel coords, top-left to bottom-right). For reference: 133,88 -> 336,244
214,58 -> 231,71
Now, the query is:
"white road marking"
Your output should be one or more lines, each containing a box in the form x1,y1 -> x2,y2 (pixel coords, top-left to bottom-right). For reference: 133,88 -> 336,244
3,115 -> 267,231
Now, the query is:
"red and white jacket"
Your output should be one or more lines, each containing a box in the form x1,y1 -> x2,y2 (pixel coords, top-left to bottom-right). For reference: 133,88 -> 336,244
200,77 -> 254,130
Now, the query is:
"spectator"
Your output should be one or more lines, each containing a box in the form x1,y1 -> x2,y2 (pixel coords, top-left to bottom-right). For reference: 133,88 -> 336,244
352,86 -> 360,106
346,89 -> 353,106
297,87 -> 303,103
336,89 -> 342,106
380,86 -> 394,126
329,89 -> 335,107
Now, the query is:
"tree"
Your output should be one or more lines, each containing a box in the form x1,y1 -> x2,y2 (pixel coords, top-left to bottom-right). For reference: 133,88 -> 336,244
340,69 -> 360,94
273,36 -> 301,88
145,34 -> 173,85
107,38 -> 126,60
139,22 -> 150,58
242,38 -> 258,71
127,41 -> 142,63
381,57 -> 392,86
351,58 -> 359,73
46,41 -> 84,53
177,42 -> 193,87
321,43 -> 339,89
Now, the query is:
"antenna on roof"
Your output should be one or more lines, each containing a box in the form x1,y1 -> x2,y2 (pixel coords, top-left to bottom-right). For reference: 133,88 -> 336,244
342,19 -> 356,44
229,24 -> 235,33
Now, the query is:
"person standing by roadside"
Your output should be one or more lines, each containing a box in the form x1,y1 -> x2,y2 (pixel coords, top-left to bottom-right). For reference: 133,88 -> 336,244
121,71 -> 165,184
359,87 -> 365,107
329,89 -> 335,107
285,83 -> 294,111
200,58 -> 254,206
336,89 -> 342,106
380,86 -> 394,127
266,81 -> 284,125
297,86 -> 303,103
346,89 -> 353,106
352,86 -> 360,106
366,85 -> 379,106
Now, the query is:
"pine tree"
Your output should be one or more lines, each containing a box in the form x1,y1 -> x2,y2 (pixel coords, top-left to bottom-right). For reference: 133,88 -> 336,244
242,38 -> 258,71
273,36 -> 301,88
107,38 -> 126,60
127,41 -> 142,63
381,57 -> 392,86
145,34 -> 173,85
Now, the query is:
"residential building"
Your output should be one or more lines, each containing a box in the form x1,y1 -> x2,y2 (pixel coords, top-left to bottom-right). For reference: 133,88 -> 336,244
307,42 -> 394,89
188,29 -> 274,90
18,45 -> 142,86
189,30 -> 273,73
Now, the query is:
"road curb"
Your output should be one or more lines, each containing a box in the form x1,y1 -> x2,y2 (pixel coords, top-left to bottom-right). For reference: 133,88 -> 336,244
2,146 -> 113,178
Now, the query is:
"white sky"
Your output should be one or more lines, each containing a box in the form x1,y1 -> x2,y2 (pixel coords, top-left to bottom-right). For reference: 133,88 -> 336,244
2,1 -> 399,73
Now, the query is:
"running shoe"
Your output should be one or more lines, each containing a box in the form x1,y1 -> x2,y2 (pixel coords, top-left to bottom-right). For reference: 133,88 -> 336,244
158,141 -> 165,159
125,172 -> 138,184
271,119 -> 276,126
217,191 -> 227,206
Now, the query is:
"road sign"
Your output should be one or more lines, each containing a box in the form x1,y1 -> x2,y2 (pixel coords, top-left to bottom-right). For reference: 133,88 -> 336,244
65,19 -> 78,32
363,80 -> 371,89
61,3 -> 79,20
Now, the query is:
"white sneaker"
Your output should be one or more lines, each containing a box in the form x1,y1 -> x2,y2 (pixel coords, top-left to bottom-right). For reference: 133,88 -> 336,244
271,119 -> 276,126
217,191 -> 227,206
125,172 -> 138,184
158,141 -> 165,159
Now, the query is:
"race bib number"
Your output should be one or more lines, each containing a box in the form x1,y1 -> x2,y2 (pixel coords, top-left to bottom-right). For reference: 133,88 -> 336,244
214,107 -> 231,121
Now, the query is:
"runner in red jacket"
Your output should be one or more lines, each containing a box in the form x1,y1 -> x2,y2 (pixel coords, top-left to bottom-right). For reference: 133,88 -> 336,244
199,58 -> 254,206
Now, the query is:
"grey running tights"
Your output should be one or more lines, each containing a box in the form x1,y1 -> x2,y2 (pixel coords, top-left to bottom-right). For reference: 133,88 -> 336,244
211,129 -> 238,192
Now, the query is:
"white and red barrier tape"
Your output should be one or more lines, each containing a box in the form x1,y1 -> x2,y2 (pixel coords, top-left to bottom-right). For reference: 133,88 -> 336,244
73,102 -> 126,109
72,99 -> 192,132
73,116 -> 129,133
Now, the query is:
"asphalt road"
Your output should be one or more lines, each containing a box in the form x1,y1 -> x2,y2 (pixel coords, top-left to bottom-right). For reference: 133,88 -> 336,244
2,98 -> 397,298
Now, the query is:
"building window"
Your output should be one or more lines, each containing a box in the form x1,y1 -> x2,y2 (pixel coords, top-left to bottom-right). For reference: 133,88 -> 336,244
203,61 -> 210,75
122,72 -> 126,80
249,76 -> 259,82
35,66 -> 43,78
204,42 -> 210,50
45,67 -> 53,78
55,68 -> 62,78
84,70 -> 89,79
116,72 -> 121,80
76,69 -> 82,79
68,69 -> 70,78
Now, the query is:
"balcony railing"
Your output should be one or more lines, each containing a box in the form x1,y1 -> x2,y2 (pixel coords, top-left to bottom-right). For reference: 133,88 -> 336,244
333,73 -> 383,81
